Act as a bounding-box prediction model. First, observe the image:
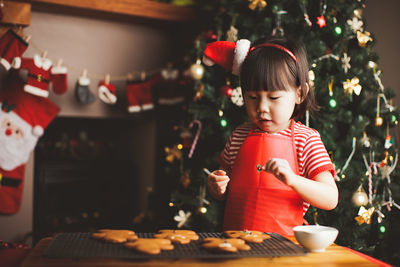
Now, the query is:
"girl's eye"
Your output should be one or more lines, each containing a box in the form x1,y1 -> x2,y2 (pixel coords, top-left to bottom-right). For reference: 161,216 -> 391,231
248,95 -> 258,100
269,96 -> 280,100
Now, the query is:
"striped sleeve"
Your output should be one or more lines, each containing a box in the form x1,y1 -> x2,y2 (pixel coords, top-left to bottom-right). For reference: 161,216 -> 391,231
302,131 -> 335,179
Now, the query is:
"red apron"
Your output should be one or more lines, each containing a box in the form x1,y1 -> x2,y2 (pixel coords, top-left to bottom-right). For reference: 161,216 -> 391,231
223,120 -> 303,236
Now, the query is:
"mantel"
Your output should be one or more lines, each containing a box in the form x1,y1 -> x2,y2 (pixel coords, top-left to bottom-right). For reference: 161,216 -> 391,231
15,0 -> 196,22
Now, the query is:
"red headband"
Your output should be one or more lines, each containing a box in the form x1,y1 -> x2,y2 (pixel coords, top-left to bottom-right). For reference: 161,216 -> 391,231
249,43 -> 297,62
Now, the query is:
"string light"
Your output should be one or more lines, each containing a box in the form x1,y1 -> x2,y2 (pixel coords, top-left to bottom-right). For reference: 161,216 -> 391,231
220,119 -> 227,127
334,26 -> 342,35
379,225 -> 386,233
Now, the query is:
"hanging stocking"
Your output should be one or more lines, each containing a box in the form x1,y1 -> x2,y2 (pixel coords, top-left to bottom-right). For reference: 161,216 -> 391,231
98,80 -> 117,105
75,74 -> 95,104
0,30 -> 28,80
154,67 -> 185,105
126,74 -> 161,113
50,61 -> 68,95
0,75 -> 59,214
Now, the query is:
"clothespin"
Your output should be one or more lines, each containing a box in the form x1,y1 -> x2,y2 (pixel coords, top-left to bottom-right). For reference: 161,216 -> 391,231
24,34 -> 31,42
41,50 -> 48,59
56,58 -> 63,67
105,73 -> 110,84
82,69 -> 88,77
140,71 -> 146,81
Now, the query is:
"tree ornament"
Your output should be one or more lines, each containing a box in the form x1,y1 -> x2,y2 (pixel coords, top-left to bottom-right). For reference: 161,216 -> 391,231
299,0 -> 312,27
355,206 -> 375,225
316,16 -> 326,28
231,86 -> 244,106
164,144 -> 182,163
308,70 -> 315,88
375,116 -> 383,127
226,25 -> 238,42
357,31 -> 372,47
360,131 -> 370,148
189,58 -> 205,80
193,82 -> 204,102
316,0 -> 327,28
174,210 -> 191,228
220,79 -> 233,97
188,120 -> 202,158
341,53 -> 351,73
384,135 -> 393,149
180,129 -> 193,149
347,17 -> 363,33
352,185 -> 369,207
343,77 -> 362,95
180,171 -> 191,188
248,0 -> 267,11
271,7 -> 287,36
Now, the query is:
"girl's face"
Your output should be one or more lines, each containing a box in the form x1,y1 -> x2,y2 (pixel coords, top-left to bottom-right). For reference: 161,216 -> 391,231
244,87 -> 302,133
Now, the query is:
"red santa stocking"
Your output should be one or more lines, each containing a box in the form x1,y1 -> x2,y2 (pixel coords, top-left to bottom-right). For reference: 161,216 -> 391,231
98,81 -> 117,105
126,74 -> 161,113
0,29 -> 28,71
50,64 -> 68,95
0,75 -> 59,214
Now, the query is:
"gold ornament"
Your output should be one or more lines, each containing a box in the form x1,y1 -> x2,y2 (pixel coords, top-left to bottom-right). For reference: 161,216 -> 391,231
164,144 -> 182,163
375,116 -> 383,127
343,77 -> 362,95
352,185 -> 369,207
189,58 -> 205,80
226,25 -> 238,42
355,206 -> 375,225
193,82 -> 204,102
248,0 -> 267,10
357,31 -> 372,47
180,171 -> 191,188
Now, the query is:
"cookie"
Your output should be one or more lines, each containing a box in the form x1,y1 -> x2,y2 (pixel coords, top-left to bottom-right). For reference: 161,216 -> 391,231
124,238 -> 174,255
91,229 -> 138,243
201,237 -> 250,252
224,230 -> 271,243
153,229 -> 199,244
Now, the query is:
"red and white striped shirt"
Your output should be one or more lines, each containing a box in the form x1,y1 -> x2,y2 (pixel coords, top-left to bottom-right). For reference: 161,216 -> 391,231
218,120 -> 335,215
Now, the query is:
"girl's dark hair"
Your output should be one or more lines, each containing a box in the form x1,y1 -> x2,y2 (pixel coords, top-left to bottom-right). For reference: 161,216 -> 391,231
240,37 -> 319,118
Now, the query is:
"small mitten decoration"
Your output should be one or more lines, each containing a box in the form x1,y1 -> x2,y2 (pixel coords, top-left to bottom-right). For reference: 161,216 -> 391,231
75,70 -> 95,104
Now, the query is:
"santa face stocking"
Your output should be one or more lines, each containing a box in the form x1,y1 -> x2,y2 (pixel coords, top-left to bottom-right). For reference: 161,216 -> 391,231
0,29 -> 28,71
0,165 -> 25,214
0,76 -> 59,214
126,74 -> 161,113
75,76 -> 95,104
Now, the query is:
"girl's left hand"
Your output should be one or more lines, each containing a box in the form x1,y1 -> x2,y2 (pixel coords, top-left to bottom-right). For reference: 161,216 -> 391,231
263,158 -> 296,186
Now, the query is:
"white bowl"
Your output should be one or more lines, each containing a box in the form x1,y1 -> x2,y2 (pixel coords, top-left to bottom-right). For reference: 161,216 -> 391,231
293,225 -> 339,252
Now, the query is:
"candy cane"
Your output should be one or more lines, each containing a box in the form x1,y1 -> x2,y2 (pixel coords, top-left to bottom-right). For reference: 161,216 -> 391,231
188,120 -> 202,159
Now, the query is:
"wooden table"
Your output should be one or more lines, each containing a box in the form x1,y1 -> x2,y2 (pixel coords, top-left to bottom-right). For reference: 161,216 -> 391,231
20,237 -> 380,267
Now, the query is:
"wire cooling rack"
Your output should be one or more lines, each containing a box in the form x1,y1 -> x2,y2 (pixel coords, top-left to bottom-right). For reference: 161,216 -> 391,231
43,232 -> 307,259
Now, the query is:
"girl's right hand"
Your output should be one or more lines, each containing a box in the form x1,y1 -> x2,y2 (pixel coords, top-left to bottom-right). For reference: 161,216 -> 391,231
207,170 -> 230,199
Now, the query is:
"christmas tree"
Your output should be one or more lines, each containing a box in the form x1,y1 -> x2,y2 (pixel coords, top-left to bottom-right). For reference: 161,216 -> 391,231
149,0 -> 400,265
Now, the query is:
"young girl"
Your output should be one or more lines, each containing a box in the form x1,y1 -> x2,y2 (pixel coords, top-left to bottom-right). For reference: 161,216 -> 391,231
202,37 -> 338,236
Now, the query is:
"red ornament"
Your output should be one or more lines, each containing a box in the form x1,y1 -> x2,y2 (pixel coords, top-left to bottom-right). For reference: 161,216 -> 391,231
316,15 -> 326,28
220,85 -> 233,97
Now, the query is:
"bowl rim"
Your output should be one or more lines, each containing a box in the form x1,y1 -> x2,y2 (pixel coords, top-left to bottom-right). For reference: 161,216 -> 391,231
293,225 -> 339,233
